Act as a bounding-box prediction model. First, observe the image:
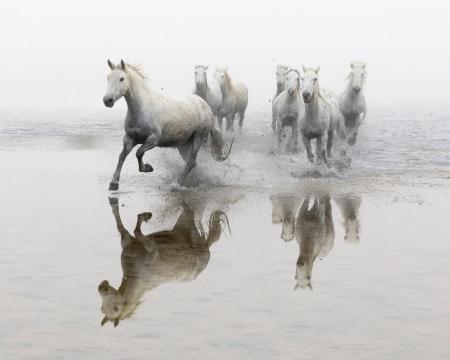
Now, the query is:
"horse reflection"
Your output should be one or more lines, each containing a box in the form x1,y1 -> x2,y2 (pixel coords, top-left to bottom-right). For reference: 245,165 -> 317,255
334,195 -> 362,243
270,195 -> 302,242
99,198 -> 229,327
295,194 -> 335,290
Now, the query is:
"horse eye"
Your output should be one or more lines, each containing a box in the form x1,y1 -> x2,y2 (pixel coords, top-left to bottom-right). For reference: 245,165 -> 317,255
113,306 -> 119,312
120,77 -> 124,82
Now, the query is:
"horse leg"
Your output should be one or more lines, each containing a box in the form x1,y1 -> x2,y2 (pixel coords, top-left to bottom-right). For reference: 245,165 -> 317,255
327,129 -> 334,158
226,115 -> 234,133
277,123 -> 283,152
178,133 -> 202,184
292,121 -> 299,152
238,110 -> 245,131
302,134 -> 314,163
109,135 -> 136,191
217,116 -> 224,131
136,135 -> 157,173
316,136 -> 328,166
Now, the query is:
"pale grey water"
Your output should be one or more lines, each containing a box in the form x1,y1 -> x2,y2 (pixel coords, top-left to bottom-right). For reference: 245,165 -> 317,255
1,107 -> 450,359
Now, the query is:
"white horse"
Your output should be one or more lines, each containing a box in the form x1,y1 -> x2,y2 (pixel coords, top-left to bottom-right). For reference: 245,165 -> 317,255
193,65 -> 222,123
99,197 -> 229,327
103,60 -> 232,190
339,62 -> 367,145
300,66 -> 345,165
271,65 -> 290,131
294,194 -> 335,290
214,67 -> 248,132
272,69 -> 304,152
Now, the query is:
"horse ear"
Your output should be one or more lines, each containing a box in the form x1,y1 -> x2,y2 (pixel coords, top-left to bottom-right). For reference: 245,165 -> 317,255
350,62 -> 355,69
362,63 -> 367,69
101,316 -> 108,326
314,66 -> 320,73
107,59 -> 115,70
205,65 -> 209,70
114,318 -> 120,327
302,65 -> 307,73
120,60 -> 126,71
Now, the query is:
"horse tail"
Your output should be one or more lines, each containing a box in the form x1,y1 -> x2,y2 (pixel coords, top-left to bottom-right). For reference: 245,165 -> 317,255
210,128 -> 233,162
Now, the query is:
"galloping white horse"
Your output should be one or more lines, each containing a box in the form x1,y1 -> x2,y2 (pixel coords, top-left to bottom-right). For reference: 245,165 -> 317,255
103,60 -> 232,190
214,67 -> 248,132
271,65 -> 290,131
272,69 -> 304,152
193,65 -> 222,123
300,66 -> 345,165
339,62 -> 367,145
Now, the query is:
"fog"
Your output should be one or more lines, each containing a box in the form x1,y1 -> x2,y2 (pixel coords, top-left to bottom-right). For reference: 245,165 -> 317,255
1,0 -> 449,112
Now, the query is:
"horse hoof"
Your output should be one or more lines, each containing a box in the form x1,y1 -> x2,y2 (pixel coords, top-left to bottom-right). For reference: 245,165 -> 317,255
142,164 -> 153,173
109,182 -> 119,191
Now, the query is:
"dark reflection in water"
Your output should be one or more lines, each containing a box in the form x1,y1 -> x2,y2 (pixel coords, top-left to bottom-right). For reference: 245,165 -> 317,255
335,195 -> 362,243
295,194 -> 335,290
98,197 -> 229,327
270,192 -> 363,290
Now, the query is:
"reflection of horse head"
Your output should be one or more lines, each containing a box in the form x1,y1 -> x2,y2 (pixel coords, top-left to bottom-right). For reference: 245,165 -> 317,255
294,194 -> 335,290
99,197 -> 229,327
270,195 -> 302,242
334,195 -> 362,243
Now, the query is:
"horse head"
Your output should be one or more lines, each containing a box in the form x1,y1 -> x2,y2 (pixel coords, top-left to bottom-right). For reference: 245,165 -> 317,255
301,66 -> 320,103
103,59 -> 131,108
194,65 -> 209,90
213,67 -> 229,88
276,65 -> 290,89
349,62 -> 366,94
286,69 -> 301,95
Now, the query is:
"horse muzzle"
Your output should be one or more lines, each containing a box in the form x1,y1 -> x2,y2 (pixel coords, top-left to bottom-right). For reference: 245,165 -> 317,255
352,87 -> 361,94
103,96 -> 115,108
302,92 -> 312,103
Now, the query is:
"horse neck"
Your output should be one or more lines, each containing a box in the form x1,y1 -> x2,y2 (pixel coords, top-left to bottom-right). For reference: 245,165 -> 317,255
276,82 -> 286,96
124,71 -> 161,117
196,78 -> 209,97
304,88 -> 320,118
220,76 -> 233,98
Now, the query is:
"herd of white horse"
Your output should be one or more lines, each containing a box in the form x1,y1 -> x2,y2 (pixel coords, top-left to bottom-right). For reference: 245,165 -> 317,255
103,60 -> 367,190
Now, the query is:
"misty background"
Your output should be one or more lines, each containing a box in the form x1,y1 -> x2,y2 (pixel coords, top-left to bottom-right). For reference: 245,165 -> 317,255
1,0 -> 449,113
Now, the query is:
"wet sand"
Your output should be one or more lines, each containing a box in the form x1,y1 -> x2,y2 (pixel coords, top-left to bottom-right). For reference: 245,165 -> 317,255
1,110 -> 450,359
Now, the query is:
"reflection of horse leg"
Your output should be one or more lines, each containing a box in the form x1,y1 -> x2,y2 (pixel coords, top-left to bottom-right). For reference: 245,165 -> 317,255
109,135 -> 136,191
134,212 -> 152,237
136,135 -> 157,173
238,110 -> 245,131
226,115 -> 234,132
109,197 -> 134,248
179,132 -> 202,183
302,134 -> 314,163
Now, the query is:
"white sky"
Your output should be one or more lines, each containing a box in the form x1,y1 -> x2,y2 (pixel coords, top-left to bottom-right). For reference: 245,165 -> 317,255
1,0 -> 449,112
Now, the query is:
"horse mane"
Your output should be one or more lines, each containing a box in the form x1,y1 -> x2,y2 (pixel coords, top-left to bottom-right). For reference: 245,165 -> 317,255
125,63 -> 147,79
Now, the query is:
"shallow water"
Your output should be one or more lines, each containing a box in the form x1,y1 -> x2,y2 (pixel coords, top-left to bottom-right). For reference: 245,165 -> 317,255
1,108 -> 450,359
